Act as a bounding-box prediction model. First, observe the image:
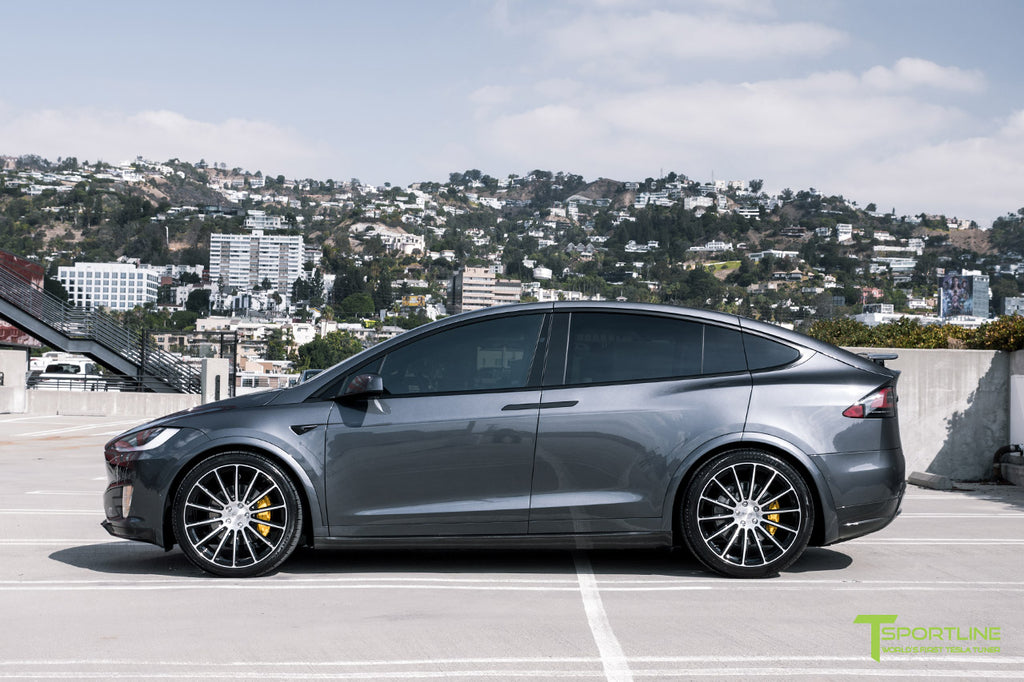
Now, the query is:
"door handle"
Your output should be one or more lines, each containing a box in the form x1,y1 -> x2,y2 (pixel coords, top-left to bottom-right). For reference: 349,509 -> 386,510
501,401 -> 578,411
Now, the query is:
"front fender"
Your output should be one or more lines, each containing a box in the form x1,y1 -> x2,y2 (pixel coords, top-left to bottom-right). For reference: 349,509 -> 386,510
178,433 -> 328,543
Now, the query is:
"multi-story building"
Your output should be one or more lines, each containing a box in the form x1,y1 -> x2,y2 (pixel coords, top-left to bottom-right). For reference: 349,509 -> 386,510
243,210 -> 284,230
451,266 -> 522,313
209,229 -> 305,292
58,262 -> 160,311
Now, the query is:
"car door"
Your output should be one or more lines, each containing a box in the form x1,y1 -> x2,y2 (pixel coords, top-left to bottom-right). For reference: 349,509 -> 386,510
325,312 -> 547,537
529,311 -> 752,534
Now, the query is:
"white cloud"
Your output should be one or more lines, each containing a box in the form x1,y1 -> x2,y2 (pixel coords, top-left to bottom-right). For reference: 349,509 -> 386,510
0,106 -> 323,174
862,58 -> 986,93
472,63 -> 1023,226
830,110 -> 1024,226
547,10 -> 847,64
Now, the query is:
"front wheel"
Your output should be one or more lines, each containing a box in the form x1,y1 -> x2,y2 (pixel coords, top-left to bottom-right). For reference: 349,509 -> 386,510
172,452 -> 303,577
682,450 -> 813,578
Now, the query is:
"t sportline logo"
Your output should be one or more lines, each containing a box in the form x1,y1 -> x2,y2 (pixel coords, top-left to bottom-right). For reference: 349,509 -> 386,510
855,614 -> 1002,662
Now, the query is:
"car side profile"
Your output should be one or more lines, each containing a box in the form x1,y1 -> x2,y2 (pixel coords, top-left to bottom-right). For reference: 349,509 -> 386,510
102,302 -> 904,578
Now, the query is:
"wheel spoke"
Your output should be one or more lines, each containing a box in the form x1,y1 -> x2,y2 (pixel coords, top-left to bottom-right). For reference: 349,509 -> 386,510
758,525 -> 786,552
241,526 -> 258,562
248,484 -> 279,507
195,482 -> 224,506
765,520 -> 799,535
213,469 -> 233,504
730,465 -> 744,499
195,525 -> 224,547
185,502 -> 224,515
710,476 -> 739,505
698,513 -> 734,522
760,486 -> 794,508
753,470 -> 777,505
185,517 -> 221,530
705,521 -> 737,542
752,527 -> 768,564
245,525 -> 276,549
718,526 -> 740,559
211,529 -> 230,563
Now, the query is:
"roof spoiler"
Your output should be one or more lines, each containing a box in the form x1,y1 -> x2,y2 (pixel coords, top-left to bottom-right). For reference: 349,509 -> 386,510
857,352 -> 899,368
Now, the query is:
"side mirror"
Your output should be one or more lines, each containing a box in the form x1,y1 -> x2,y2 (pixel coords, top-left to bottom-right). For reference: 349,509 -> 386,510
339,373 -> 384,401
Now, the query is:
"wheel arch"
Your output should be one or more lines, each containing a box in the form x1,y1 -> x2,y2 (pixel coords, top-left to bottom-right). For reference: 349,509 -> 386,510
161,438 -> 323,552
667,434 -> 838,548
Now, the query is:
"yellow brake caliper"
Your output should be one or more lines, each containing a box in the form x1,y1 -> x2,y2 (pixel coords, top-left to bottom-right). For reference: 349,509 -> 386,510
255,496 -> 273,536
766,500 -> 781,535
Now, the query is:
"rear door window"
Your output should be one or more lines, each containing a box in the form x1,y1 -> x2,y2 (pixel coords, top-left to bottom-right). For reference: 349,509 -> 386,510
564,313 -> 705,385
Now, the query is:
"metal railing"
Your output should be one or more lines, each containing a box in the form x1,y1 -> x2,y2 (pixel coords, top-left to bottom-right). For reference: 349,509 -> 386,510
0,266 -> 200,393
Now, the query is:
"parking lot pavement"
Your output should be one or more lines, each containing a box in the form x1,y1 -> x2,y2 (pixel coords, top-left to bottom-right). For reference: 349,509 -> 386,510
1,413 -> 1023,680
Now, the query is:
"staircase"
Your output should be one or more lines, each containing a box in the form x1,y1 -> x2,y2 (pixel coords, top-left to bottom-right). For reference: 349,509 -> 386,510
0,263 -> 200,394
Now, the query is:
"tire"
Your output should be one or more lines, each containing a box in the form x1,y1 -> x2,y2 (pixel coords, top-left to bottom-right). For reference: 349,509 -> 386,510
682,450 -> 813,578
172,452 -> 303,577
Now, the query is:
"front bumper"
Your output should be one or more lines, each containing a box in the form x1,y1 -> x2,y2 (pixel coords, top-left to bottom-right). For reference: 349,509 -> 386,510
101,427 -> 210,550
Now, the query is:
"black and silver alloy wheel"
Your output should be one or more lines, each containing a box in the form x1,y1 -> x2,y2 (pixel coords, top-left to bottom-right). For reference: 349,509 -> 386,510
172,452 -> 302,577
682,450 -> 813,578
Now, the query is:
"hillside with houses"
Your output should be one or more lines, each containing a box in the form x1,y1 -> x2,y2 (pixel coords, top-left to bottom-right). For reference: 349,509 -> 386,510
2,153 -> 1023,386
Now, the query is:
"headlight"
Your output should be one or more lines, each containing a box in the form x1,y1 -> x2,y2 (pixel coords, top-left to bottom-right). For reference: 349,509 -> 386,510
105,427 -> 180,467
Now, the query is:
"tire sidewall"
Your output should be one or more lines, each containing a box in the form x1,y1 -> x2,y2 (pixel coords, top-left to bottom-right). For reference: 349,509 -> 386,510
682,449 -> 814,578
172,451 -> 303,578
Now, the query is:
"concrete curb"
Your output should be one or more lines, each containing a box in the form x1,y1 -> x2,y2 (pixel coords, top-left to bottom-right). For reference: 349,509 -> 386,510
907,471 -> 953,490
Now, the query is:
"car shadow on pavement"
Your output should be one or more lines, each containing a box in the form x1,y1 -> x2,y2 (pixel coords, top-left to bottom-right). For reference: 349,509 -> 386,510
50,542 -> 853,579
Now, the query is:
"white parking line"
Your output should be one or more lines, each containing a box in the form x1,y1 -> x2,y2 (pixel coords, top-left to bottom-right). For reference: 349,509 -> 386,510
0,657 -> 1022,679
17,421 -> 139,438
0,509 -> 97,515
25,490 -> 98,496
898,513 -> 1024,518
574,553 -> 633,682
852,538 -> 1024,545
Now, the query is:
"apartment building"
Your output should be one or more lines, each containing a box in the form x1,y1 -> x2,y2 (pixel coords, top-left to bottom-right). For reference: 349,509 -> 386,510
58,262 -> 160,311
209,229 -> 305,292
451,266 -> 522,313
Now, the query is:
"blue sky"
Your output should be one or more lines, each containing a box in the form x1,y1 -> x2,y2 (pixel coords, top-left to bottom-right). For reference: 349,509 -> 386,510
2,0 -> 1022,227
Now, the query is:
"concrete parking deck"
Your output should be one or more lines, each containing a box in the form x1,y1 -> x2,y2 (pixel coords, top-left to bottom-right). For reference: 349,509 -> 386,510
1,414 -> 1022,680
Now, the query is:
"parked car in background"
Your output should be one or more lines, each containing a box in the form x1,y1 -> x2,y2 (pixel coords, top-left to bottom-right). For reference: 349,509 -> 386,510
28,354 -> 105,391
102,302 -> 904,578
299,369 -> 322,383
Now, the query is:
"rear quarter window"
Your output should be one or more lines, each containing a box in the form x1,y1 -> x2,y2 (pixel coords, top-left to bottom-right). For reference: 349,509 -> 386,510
743,333 -> 802,370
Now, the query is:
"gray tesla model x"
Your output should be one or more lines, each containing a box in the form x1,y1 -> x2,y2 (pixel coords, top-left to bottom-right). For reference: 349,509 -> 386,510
102,302 -> 904,578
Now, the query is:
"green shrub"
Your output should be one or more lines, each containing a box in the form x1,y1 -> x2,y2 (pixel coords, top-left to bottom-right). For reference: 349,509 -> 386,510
803,315 -> 1024,352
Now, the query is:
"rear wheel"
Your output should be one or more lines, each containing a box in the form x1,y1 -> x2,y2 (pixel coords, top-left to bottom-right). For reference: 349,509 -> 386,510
682,450 -> 813,578
172,452 -> 303,577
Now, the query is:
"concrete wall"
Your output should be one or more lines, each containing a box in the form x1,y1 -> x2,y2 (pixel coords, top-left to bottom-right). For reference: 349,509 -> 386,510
0,348 -> 29,414
24,389 -> 200,418
849,347 -> 1016,481
0,349 -> 200,420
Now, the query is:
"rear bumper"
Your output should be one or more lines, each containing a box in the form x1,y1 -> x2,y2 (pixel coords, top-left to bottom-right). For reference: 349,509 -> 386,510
833,480 -> 905,542
811,447 -> 905,544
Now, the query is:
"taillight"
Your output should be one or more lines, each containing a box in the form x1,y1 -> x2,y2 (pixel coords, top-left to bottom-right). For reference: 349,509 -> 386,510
843,387 -> 896,418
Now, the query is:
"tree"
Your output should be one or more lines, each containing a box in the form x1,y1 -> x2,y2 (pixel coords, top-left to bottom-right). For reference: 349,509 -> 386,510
339,292 -> 375,317
295,331 -> 363,370
749,179 -> 764,193
185,289 -> 211,314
